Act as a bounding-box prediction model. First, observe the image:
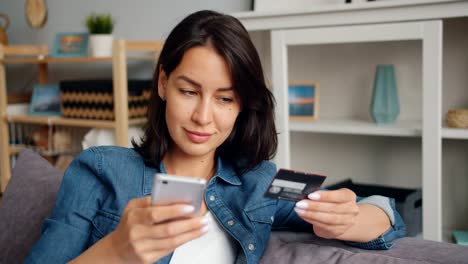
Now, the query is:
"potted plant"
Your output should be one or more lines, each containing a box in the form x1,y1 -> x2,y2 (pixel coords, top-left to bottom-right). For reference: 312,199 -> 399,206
86,13 -> 114,57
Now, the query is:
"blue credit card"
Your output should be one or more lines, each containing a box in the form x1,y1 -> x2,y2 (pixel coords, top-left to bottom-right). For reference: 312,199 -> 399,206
264,168 -> 326,202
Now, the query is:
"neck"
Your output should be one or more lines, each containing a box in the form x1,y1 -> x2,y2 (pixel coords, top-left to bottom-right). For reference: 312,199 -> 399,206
163,148 -> 216,180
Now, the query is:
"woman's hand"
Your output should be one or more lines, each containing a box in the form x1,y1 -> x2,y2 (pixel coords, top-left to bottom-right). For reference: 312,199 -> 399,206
294,188 -> 359,240
108,196 -> 209,264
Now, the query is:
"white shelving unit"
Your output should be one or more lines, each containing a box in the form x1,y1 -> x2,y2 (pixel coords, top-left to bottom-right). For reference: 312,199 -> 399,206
272,20 -> 443,242
234,0 -> 468,242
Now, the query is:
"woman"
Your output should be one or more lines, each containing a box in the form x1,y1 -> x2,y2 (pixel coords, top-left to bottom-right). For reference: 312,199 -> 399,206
26,10 -> 405,264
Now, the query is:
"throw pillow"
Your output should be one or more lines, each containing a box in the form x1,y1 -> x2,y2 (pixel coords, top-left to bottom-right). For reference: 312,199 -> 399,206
0,149 -> 63,263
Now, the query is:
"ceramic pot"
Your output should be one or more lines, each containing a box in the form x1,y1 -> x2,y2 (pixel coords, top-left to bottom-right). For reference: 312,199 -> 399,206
370,64 -> 400,124
89,34 -> 113,57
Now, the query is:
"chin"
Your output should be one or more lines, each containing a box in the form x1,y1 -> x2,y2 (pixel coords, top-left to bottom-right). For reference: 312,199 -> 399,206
179,143 -> 215,157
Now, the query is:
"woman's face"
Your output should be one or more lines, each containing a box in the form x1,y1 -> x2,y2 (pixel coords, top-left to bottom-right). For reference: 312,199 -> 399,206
158,46 -> 241,159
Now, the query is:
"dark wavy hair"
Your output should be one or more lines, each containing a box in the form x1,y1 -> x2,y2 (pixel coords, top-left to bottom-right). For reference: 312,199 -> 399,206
132,10 -> 277,172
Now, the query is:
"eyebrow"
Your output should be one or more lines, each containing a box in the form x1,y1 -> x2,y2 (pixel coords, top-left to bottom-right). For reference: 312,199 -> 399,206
176,75 -> 233,92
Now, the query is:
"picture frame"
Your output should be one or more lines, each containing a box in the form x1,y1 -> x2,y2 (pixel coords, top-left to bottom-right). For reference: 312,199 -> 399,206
29,84 -> 62,116
52,32 -> 89,57
288,82 -> 319,121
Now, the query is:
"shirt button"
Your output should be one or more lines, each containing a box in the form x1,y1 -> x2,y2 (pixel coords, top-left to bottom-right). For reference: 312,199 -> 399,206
248,243 -> 255,251
227,220 -> 234,226
209,195 -> 215,201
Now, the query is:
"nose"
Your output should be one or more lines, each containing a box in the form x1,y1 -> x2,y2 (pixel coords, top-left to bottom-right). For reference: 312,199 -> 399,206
192,99 -> 213,126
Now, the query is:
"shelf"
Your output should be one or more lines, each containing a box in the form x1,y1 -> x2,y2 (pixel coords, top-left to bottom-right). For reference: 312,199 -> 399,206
128,118 -> 147,125
240,2 -> 464,243
235,0 -> 460,17
0,55 -> 156,64
9,145 -> 78,157
290,119 -> 468,139
233,0 -> 466,31
0,40 -> 161,194
6,115 -> 115,128
289,118 -> 422,137
5,115 -> 146,128
442,127 -> 468,139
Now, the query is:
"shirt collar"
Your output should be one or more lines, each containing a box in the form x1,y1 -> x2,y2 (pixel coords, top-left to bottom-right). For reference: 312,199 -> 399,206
142,156 -> 241,195
213,156 -> 242,186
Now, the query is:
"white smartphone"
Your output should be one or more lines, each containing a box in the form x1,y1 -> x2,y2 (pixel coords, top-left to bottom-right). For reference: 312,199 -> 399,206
151,173 -> 207,215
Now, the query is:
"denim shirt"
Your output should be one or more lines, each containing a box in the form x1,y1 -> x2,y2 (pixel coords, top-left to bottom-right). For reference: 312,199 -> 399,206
25,146 -> 406,264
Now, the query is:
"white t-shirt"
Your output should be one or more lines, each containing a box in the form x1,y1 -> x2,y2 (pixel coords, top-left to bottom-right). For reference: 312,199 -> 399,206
169,212 -> 238,264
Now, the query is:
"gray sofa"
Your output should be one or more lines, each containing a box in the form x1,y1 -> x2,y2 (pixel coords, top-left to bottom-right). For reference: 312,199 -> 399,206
1,150 -> 467,264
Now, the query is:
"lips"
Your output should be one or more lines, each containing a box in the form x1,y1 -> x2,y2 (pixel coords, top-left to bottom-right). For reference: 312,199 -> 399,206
185,129 -> 213,143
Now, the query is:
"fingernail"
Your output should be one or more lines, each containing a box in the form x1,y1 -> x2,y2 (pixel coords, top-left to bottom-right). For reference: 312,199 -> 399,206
181,205 -> 195,214
295,201 -> 308,209
201,226 -> 209,233
294,208 -> 306,215
308,192 -> 321,200
200,216 -> 210,225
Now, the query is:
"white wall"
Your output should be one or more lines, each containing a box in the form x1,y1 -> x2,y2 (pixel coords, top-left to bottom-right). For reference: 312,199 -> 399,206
0,0 -> 251,92
1,0 -> 251,45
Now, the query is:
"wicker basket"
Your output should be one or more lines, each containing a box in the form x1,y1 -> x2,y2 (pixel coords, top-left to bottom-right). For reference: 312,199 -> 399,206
59,80 -> 151,120
446,109 -> 468,128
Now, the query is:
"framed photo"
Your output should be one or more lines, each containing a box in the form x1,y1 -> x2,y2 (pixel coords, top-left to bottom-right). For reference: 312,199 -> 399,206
288,82 -> 319,121
52,32 -> 89,57
29,84 -> 62,116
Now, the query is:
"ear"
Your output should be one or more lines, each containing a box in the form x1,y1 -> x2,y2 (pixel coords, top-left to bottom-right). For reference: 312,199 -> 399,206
158,65 -> 167,101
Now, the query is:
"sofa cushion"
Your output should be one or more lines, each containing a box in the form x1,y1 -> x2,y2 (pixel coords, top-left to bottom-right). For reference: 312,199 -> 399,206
260,231 -> 468,264
0,150 -> 63,264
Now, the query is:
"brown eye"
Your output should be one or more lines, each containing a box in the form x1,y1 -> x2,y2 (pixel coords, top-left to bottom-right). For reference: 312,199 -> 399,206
180,89 -> 197,96
220,97 -> 234,103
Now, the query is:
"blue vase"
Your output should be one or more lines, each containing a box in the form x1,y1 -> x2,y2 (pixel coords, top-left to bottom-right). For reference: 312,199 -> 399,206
370,64 -> 400,124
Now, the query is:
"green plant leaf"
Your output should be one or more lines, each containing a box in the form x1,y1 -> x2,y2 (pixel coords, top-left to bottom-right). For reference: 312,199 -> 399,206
85,13 -> 114,34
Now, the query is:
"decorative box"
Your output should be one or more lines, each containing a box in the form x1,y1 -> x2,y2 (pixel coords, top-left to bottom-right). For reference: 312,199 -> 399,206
59,79 -> 152,120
